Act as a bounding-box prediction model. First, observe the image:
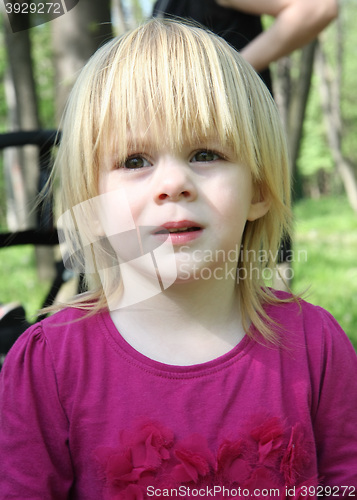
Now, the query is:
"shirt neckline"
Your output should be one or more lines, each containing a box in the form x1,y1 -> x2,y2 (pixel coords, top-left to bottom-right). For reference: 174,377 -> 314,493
98,310 -> 258,378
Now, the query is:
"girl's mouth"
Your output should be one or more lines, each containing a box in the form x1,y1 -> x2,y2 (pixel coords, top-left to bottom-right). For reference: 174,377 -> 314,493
156,226 -> 201,234
153,221 -> 203,244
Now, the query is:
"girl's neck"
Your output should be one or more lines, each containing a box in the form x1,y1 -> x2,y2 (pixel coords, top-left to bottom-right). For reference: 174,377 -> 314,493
109,276 -> 246,366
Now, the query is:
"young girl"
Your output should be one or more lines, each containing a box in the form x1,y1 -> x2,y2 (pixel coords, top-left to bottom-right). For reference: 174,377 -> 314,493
1,18 -> 356,499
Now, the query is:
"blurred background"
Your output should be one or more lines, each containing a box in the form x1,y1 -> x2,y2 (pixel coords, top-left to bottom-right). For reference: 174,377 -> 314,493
0,0 -> 356,349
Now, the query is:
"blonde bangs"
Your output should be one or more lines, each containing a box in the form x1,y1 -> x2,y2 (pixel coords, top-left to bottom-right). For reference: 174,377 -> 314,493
90,19 -> 267,170
62,18 -> 283,184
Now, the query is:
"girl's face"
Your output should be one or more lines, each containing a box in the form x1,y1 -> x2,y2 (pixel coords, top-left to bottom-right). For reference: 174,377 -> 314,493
97,135 -> 269,284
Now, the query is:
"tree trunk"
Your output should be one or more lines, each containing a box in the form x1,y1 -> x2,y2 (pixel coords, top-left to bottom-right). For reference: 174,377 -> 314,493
51,0 -> 113,119
273,42 -> 316,201
3,14 -> 40,230
287,41 -> 317,182
315,36 -> 357,213
273,56 -> 291,133
112,0 -> 130,35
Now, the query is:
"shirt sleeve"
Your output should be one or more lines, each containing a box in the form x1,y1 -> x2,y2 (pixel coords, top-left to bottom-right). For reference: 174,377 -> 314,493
0,323 -> 73,499
311,307 -> 357,488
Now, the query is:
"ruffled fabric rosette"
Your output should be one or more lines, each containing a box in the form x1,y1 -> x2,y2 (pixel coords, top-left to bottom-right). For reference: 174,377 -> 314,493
93,417 -> 317,500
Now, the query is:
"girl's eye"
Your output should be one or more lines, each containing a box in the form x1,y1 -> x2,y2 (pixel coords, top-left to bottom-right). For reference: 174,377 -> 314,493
190,150 -> 221,163
123,155 -> 151,169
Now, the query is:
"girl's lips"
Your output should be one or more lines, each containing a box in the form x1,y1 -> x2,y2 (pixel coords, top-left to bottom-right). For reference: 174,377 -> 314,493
153,220 -> 203,244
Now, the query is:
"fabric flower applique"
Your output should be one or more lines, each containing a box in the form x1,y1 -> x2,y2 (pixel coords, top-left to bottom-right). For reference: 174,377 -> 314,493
216,439 -> 251,484
94,419 -> 175,498
171,434 -> 215,484
250,416 -> 285,466
280,424 -> 315,487
93,417 -> 317,499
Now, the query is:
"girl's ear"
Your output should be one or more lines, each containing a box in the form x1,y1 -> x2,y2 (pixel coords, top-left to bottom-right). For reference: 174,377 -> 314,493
247,186 -> 271,222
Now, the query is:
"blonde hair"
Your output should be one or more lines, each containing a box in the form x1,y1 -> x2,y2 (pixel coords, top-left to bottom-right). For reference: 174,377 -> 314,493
53,18 -> 294,342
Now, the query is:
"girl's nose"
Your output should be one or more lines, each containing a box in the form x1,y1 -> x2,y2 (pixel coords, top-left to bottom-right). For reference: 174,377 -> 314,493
153,158 -> 198,203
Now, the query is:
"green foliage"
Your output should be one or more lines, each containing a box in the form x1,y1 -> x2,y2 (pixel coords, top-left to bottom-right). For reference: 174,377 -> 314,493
0,155 -> 6,230
292,196 -> 357,350
297,74 -> 334,178
0,15 -> 55,131
30,22 -> 55,128
0,245 -> 51,321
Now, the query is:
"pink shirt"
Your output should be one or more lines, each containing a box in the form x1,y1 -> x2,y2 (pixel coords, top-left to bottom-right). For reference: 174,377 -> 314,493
1,293 -> 357,499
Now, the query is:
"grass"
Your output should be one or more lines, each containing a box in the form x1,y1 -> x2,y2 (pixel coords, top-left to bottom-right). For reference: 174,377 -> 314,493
292,196 -> 357,350
0,245 -> 52,322
0,195 -> 356,349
